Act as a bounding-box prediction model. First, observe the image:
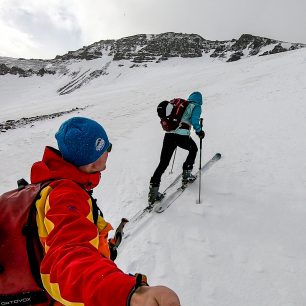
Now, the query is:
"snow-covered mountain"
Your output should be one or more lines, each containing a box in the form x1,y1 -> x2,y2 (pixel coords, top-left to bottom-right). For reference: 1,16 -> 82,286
0,32 -> 305,96
0,33 -> 306,306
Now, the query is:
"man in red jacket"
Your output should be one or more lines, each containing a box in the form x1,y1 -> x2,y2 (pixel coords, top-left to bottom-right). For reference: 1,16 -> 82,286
32,117 -> 180,306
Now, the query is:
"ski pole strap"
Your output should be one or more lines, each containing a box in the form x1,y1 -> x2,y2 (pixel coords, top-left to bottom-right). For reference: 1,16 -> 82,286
126,273 -> 149,306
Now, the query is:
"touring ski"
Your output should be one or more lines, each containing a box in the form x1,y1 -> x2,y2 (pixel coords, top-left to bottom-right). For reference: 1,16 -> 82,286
154,153 -> 221,213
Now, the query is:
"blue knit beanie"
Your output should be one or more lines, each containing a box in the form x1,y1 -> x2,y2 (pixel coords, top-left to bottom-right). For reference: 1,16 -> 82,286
55,117 -> 110,167
187,91 -> 203,105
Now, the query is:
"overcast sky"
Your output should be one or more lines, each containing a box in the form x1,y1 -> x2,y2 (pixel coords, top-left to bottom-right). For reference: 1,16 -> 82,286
0,0 -> 305,59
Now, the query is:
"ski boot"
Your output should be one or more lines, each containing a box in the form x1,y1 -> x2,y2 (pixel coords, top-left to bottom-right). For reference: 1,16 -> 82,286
148,184 -> 164,207
182,169 -> 196,186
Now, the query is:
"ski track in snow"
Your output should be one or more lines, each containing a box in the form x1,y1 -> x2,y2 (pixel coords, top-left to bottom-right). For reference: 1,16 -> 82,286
1,49 -> 306,306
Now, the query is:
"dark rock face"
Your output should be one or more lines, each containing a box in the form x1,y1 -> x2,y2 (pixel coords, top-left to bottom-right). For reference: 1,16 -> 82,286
230,34 -> 276,52
0,64 -> 10,75
210,45 -> 227,58
1,33 -> 305,72
227,51 -> 244,62
260,43 -> 288,56
0,107 -> 87,133
107,33 -> 205,62
55,49 -> 103,61
224,34 -> 304,62
140,33 -> 204,59
1,32 -> 305,69
70,32 -> 305,64
0,62 -> 55,77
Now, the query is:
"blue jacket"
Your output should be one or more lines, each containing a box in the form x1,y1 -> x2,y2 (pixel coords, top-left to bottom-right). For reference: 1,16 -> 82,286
170,91 -> 203,136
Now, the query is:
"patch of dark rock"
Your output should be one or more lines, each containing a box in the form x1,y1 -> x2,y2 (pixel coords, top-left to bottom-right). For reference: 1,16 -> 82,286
270,44 -> 287,54
0,106 -> 88,133
0,63 -> 55,77
260,44 -> 288,56
227,51 -> 244,62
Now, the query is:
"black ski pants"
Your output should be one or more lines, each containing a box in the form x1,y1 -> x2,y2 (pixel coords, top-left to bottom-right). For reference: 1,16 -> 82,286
150,133 -> 198,186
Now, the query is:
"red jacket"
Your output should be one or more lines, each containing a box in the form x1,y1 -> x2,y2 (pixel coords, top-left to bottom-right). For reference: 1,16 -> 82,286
31,147 -> 136,306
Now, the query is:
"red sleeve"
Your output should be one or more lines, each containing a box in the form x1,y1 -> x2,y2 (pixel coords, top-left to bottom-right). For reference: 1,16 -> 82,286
39,180 -> 136,306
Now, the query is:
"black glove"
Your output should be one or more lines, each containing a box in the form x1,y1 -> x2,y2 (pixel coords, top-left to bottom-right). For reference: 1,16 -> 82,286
196,130 -> 205,139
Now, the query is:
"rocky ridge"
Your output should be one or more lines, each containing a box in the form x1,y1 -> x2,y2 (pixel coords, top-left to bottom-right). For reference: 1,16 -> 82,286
53,33 -> 305,63
0,32 -> 304,94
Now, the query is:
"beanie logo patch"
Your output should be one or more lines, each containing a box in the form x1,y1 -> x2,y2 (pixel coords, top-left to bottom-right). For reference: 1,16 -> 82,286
95,138 -> 105,151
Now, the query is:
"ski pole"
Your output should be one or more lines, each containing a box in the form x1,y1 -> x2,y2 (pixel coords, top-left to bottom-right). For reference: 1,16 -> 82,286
169,148 -> 177,174
197,118 -> 203,204
109,218 -> 129,248
108,217 -> 129,261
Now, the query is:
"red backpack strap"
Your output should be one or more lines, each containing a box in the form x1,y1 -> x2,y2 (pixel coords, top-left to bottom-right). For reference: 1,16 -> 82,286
25,180 -> 55,303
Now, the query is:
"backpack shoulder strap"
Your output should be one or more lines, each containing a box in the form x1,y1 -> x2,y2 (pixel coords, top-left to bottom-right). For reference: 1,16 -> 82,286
24,180 -> 54,289
87,190 -> 103,224
25,193 -> 45,289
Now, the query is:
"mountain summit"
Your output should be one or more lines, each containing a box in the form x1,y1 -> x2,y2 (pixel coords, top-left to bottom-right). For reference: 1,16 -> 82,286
54,32 -> 305,63
0,32 -> 305,95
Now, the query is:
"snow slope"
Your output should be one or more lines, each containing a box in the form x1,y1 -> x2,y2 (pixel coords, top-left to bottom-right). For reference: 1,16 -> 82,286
1,48 -> 306,306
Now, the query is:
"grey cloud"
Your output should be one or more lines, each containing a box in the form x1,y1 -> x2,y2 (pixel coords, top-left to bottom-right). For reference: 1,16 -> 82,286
1,3 -> 82,58
1,0 -> 306,58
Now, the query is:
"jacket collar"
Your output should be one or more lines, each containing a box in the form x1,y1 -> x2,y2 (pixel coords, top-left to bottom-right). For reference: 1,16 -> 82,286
31,146 -> 101,190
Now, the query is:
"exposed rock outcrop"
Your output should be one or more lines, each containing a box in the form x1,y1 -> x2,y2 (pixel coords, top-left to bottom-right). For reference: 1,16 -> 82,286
0,32 -> 304,94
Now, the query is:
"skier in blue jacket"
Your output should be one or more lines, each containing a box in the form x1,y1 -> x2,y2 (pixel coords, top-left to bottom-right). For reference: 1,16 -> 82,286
149,91 -> 205,204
